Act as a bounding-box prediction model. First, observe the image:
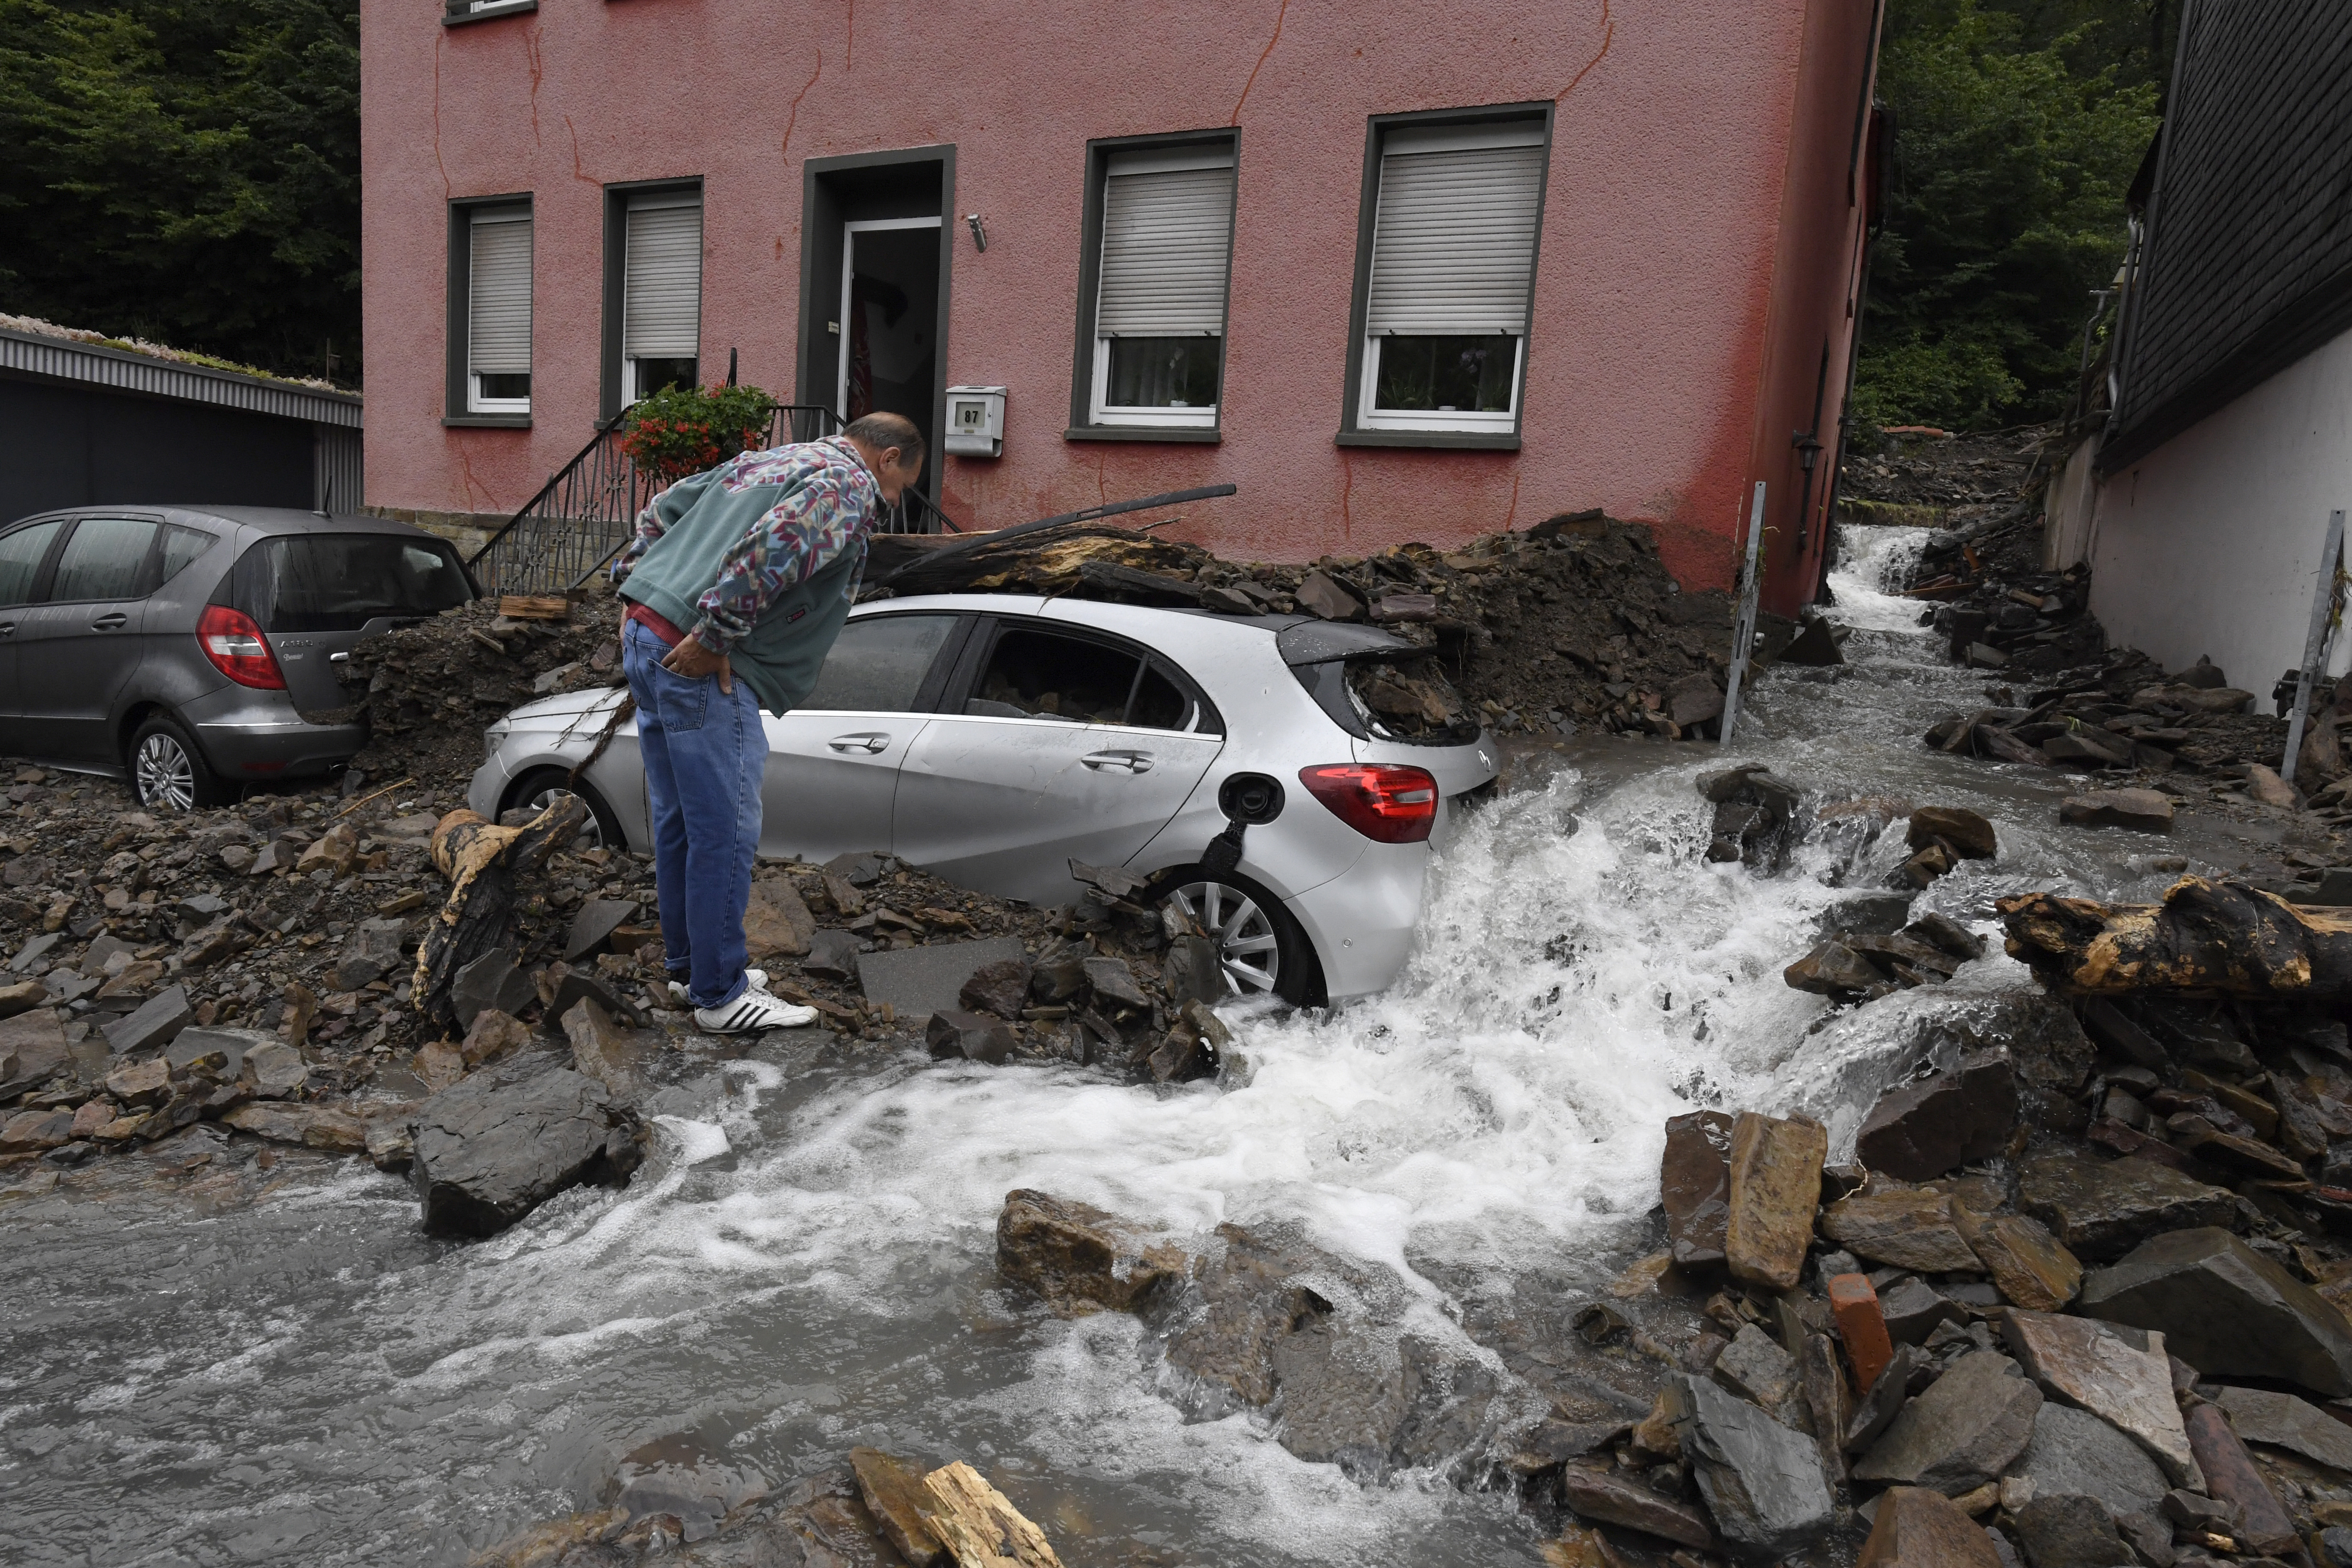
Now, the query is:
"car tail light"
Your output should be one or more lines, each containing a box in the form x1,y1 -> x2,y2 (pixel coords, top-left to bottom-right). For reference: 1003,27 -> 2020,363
197,604 -> 285,689
1298,763 -> 1439,843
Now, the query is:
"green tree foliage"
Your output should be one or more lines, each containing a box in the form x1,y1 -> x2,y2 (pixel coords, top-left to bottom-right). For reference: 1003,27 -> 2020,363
1856,0 -> 2167,429
0,0 -> 358,384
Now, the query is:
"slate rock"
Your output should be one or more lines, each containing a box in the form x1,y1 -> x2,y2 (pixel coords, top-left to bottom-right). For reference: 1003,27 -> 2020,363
2060,790 -> 2175,832
2212,1386 -> 2352,1473
824,850 -> 886,887
1821,1188 -> 1984,1274
2080,1226 -> 2352,1395
1725,1111 -> 1827,1291
221,1102 -> 366,1151
168,1027 -> 261,1082
741,878 -> 815,961
1715,1322 -> 1800,1409
2078,999 -> 2169,1070
1881,1275 -> 1967,1345
2011,1493 -> 2134,1568
926,1010 -> 1014,1066
561,998 -> 645,1098
1846,1343 -> 1933,1454
1785,940 -> 1887,998
238,1040 -> 310,1099
101,985 -> 193,1055
563,898 -> 641,963
1294,570 -> 1364,622
450,947 -> 538,1031
995,1189 -> 1184,1317
1082,956 -> 1151,1013
848,1447 -> 946,1568
1820,892 -> 1919,942
958,956 -> 1033,1020
547,969 -> 645,1030
1028,947 -> 1089,1003
2017,1154 -> 2237,1261
105,1056 -> 172,1106
1560,1462 -> 1718,1551
1857,1050 -> 2018,1180
1957,1208 -> 2082,1313
859,936 -> 1026,1016
1663,1109 -> 1735,1268
408,1064 -> 644,1237
1857,1486 -> 2004,1568
0,1108 -> 73,1152
801,928 -> 863,981
1906,911 -> 1989,961
1830,1272 -> 1897,1394
2182,1403 -> 2300,1554
2010,1402 -> 2167,1523
1910,806 -> 1998,860
2001,1309 -> 2198,1487
0,1006 -> 67,1098
1670,1372 -> 1835,1558
1854,1350 -> 2042,1494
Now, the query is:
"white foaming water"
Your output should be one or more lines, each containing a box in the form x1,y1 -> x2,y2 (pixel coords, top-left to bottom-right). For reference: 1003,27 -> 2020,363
4,521 -> 2156,1565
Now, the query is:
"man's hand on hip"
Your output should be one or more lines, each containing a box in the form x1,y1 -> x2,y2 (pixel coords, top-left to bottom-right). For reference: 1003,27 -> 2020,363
661,637 -> 734,694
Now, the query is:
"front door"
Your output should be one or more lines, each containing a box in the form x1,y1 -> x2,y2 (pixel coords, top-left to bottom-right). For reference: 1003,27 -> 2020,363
891,621 -> 1223,905
16,515 -> 160,762
756,609 -> 965,861
837,218 -> 942,494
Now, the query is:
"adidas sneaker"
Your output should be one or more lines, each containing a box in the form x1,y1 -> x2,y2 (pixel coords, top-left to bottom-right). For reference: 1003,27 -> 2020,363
693,987 -> 817,1034
669,968 -> 770,1005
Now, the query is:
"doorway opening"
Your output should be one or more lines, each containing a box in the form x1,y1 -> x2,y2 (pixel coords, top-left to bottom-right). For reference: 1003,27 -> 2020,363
798,148 -> 954,498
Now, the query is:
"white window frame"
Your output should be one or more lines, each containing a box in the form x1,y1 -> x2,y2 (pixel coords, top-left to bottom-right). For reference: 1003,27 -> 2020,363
621,189 -> 704,406
466,204 -> 533,415
1355,120 -> 1545,436
836,216 -> 943,421
1088,144 -> 1235,430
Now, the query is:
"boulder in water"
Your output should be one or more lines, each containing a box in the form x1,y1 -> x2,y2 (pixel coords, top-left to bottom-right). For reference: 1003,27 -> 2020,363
408,1062 -> 645,1236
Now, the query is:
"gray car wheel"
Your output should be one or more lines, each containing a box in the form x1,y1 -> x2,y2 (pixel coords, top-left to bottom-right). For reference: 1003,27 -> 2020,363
506,767 -> 622,851
130,715 -> 229,811
1161,877 -> 1288,996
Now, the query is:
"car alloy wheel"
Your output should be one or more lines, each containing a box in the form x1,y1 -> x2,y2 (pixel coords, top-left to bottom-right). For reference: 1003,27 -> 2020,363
135,730 -> 197,812
1162,879 -> 1282,995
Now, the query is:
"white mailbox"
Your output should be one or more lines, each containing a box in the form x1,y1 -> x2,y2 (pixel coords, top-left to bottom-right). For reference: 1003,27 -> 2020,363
944,385 -> 1007,457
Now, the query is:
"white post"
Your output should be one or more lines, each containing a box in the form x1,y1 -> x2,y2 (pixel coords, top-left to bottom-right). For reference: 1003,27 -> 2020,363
2282,508 -> 2348,783
1720,482 -> 1768,746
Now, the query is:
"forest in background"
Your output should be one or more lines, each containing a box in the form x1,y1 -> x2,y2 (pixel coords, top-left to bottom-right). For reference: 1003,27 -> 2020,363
0,0 -> 359,385
1856,0 -> 2175,430
0,0 -> 2170,416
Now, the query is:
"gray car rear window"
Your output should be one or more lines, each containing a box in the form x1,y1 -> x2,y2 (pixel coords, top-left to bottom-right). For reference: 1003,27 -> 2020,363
234,534 -> 473,632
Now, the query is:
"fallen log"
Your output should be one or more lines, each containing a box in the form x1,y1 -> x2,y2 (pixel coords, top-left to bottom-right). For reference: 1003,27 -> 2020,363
1997,876 -> 2352,997
918,1461 -> 1063,1568
412,795 -> 588,1029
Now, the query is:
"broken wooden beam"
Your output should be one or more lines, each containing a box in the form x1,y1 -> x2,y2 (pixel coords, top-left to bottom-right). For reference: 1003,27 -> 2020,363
1996,875 -> 2352,997
412,795 -> 588,1029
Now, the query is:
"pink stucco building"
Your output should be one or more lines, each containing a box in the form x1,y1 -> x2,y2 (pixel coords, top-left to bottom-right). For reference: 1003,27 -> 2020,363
362,0 -> 1883,615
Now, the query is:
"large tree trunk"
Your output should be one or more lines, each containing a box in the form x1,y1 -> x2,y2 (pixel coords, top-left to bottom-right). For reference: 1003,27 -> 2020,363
1997,876 -> 2352,997
411,795 -> 587,1030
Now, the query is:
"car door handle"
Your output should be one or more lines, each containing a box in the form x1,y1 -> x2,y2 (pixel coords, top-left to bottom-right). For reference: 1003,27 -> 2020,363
0,622 -> 14,637
1082,750 -> 1154,773
90,613 -> 128,631
827,732 -> 891,754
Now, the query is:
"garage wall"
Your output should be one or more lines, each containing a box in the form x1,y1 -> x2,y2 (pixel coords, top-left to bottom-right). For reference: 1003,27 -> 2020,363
0,376 -> 316,525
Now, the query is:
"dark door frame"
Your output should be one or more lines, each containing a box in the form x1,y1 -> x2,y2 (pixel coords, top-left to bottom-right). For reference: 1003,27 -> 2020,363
796,144 -> 956,500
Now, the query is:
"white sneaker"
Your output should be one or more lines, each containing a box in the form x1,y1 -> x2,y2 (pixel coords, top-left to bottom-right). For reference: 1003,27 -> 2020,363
669,968 -> 770,1005
694,987 -> 817,1034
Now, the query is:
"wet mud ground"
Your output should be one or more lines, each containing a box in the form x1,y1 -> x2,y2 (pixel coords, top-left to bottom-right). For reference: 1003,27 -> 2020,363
0,521 -> 2311,1566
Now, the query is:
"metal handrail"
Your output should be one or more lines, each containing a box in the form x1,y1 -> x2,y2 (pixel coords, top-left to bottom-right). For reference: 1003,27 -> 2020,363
466,400 -> 917,594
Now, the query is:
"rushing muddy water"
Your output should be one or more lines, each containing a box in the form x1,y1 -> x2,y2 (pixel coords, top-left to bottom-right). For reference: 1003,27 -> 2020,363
0,524 -> 2268,1565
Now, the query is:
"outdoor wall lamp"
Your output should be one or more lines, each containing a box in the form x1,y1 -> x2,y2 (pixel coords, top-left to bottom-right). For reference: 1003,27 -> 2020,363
1793,429 -> 1823,471
965,213 -> 988,252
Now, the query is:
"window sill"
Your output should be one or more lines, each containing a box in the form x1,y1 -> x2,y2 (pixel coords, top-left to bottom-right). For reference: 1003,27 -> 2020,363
1063,426 -> 1222,444
1335,429 -> 1521,451
444,412 -> 533,428
443,0 -> 536,25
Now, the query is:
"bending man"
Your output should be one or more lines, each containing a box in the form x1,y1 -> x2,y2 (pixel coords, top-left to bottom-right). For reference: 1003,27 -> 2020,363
612,410 -> 925,1034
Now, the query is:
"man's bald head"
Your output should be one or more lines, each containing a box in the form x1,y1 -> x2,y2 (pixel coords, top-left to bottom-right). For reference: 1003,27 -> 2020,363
842,412 -> 925,502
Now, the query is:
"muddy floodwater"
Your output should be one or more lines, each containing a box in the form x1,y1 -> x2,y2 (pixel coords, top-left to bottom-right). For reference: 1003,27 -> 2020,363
0,524 -> 2280,1565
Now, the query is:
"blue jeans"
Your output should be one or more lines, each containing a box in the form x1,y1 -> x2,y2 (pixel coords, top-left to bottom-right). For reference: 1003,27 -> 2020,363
622,618 -> 767,1011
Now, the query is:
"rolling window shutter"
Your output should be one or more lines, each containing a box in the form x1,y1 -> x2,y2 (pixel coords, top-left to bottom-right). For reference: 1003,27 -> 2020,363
1365,133 -> 1545,338
468,208 -> 533,376
1096,156 -> 1234,339
624,197 -> 703,359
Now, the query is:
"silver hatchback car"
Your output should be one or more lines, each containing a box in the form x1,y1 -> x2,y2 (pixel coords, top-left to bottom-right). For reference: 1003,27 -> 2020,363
0,507 -> 476,807
469,595 -> 1497,1004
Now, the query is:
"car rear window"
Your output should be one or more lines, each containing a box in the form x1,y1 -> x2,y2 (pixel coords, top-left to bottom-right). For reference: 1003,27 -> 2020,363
233,534 -> 474,632
1278,622 -> 1480,745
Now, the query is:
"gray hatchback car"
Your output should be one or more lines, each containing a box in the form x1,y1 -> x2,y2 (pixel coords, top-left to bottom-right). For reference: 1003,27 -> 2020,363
0,507 -> 476,808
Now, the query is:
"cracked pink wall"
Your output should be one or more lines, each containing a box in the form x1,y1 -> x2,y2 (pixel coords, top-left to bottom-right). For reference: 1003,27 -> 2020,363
364,0 -> 1878,608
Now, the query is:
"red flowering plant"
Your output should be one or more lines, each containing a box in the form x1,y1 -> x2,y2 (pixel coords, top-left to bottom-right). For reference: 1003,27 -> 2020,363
621,384 -> 780,484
